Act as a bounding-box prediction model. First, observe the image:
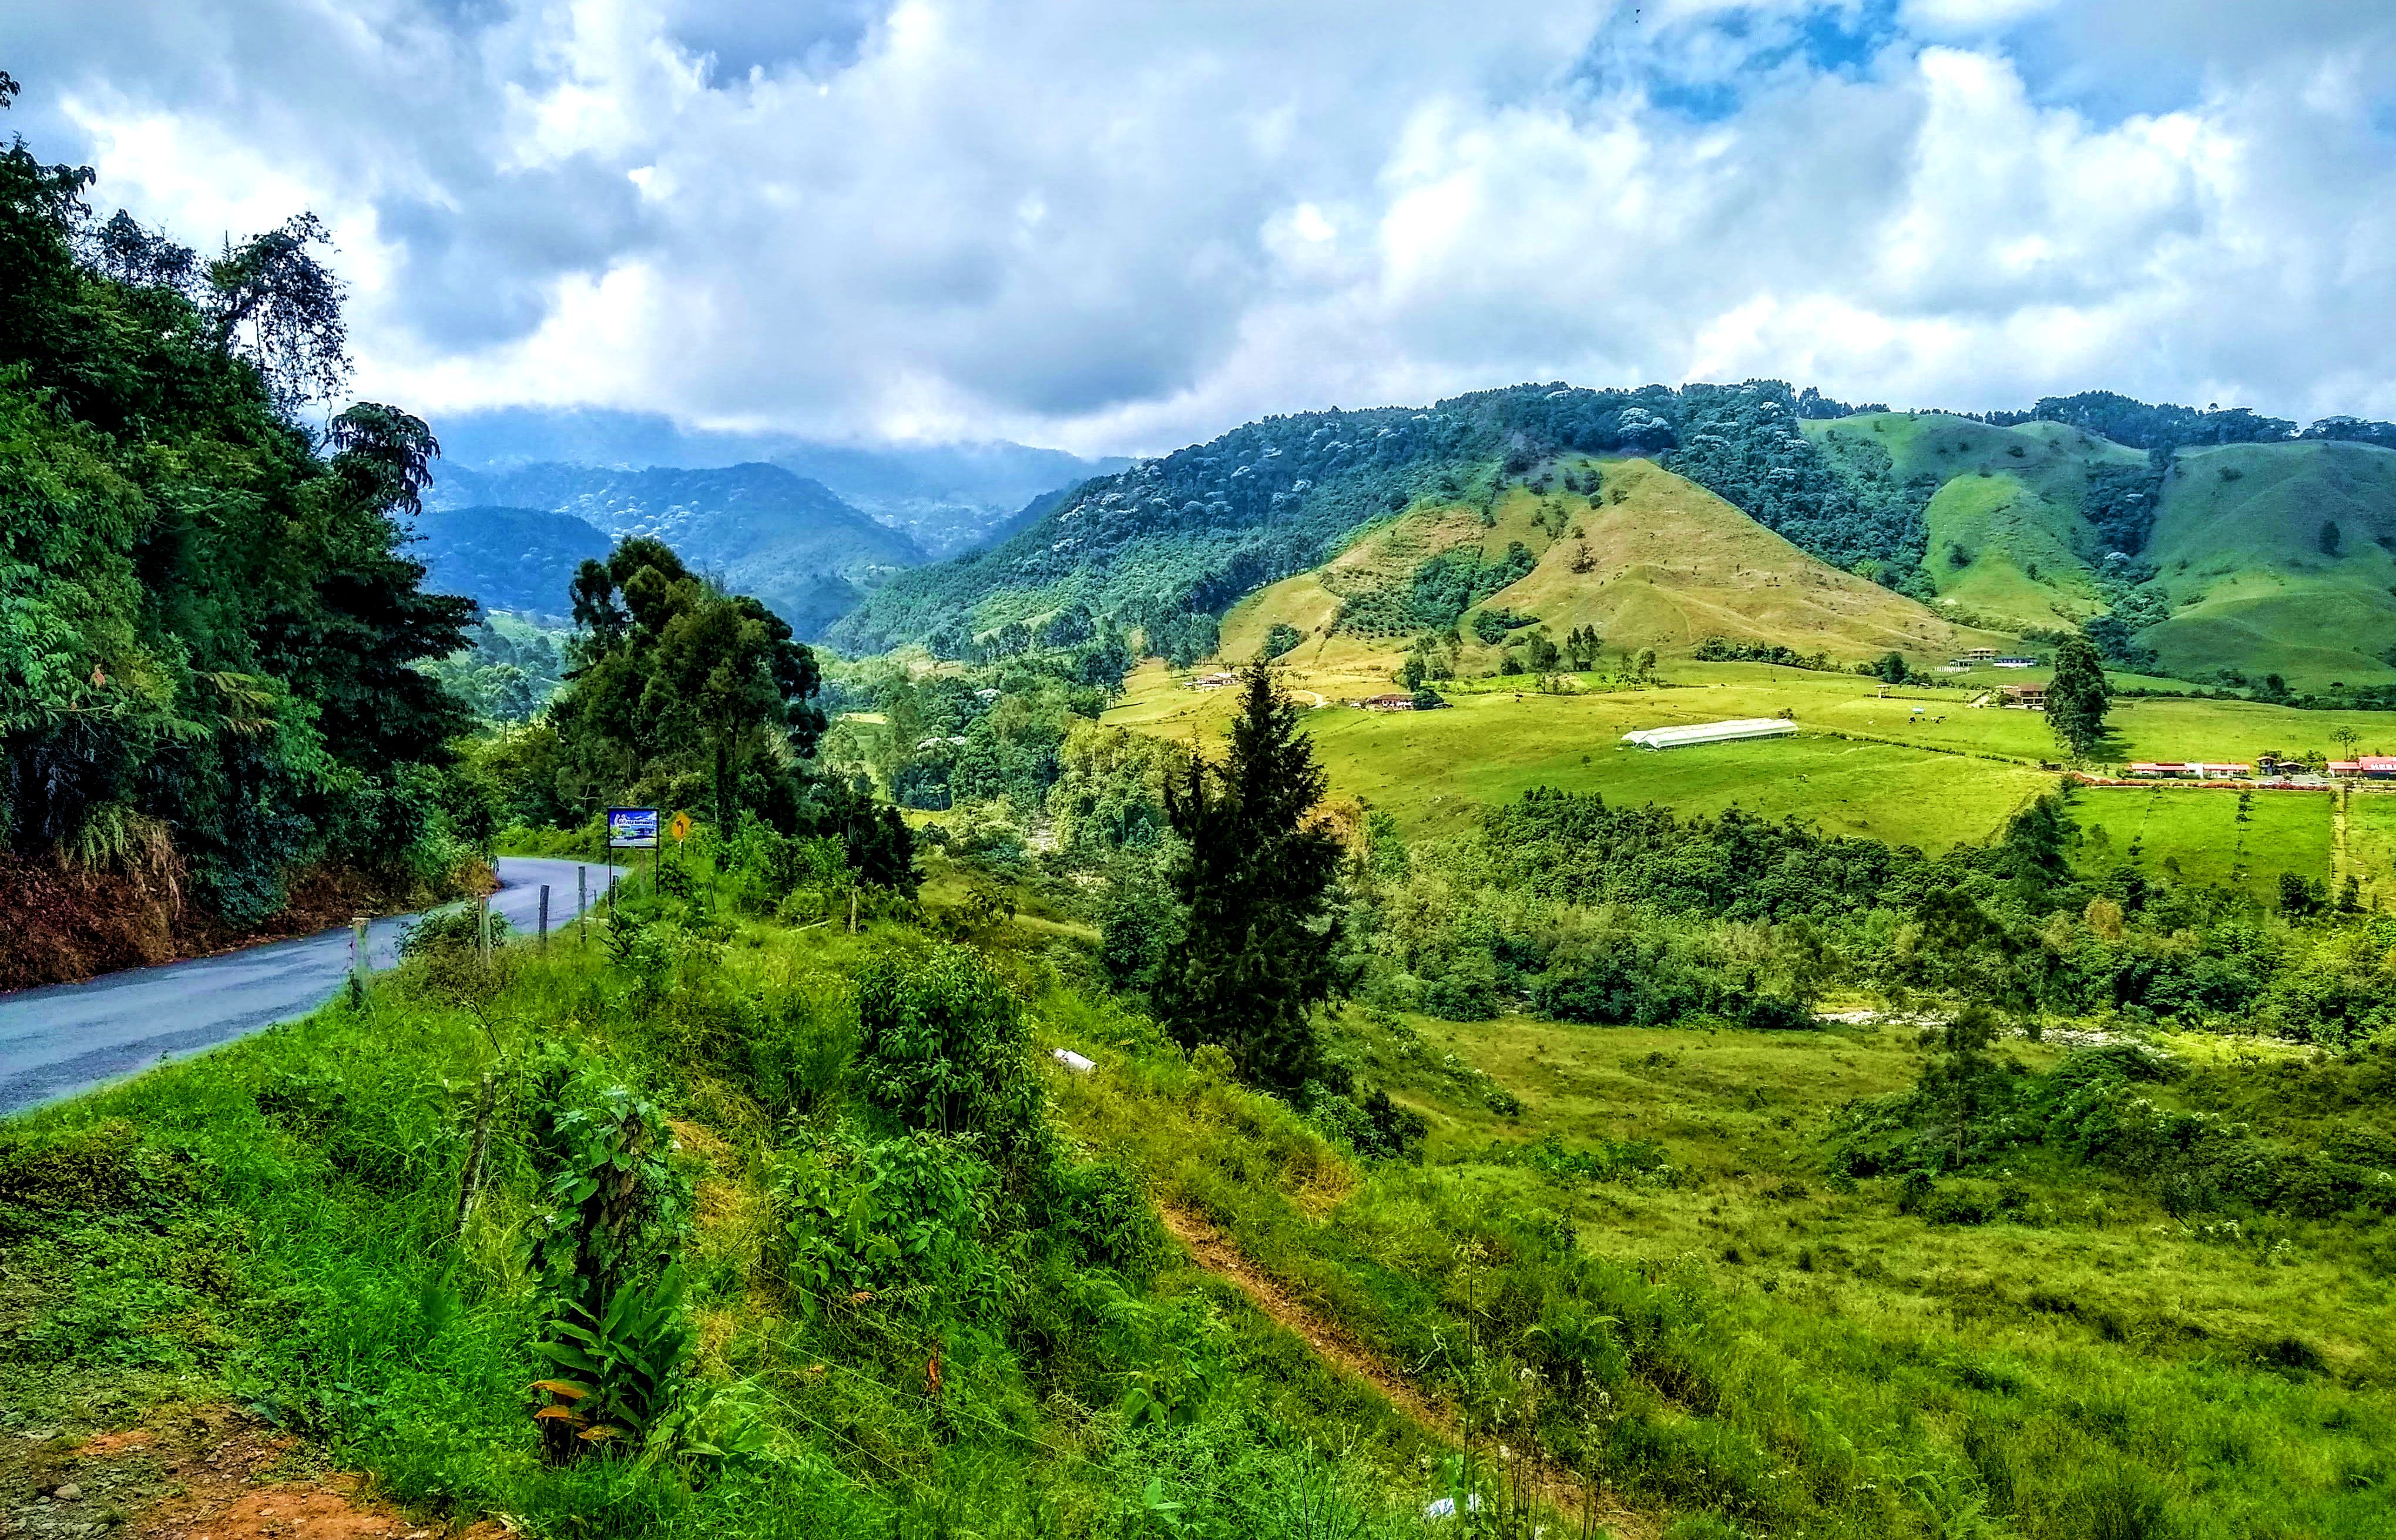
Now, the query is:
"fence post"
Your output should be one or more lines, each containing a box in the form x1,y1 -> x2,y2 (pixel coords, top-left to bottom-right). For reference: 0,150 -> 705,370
539,884 -> 551,950
577,865 -> 588,945
477,893 -> 492,966
350,916 -> 370,1004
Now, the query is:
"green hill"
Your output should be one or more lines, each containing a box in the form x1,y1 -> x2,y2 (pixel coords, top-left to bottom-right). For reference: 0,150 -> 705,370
1804,412 -> 2150,630
2137,440 -> 2396,687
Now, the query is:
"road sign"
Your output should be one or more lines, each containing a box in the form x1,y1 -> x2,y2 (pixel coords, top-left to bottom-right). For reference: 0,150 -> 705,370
669,811 -> 693,843
607,807 -> 658,848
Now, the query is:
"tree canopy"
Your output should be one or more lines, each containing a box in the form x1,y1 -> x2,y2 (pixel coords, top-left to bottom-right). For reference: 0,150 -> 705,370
0,95 -> 475,921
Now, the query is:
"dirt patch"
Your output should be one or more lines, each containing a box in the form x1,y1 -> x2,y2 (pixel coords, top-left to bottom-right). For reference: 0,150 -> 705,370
1155,1201 -> 1656,1539
1,1406 -> 502,1540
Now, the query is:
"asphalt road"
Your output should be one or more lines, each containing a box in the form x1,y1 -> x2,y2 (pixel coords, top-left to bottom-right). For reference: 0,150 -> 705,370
0,857 -> 620,1118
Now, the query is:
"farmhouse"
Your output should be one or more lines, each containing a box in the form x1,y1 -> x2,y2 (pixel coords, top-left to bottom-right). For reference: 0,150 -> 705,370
2125,762 -> 2252,780
1360,693 -> 1417,712
2358,756 -> 2396,779
1999,683 -> 2047,709
1993,656 -> 2042,669
1954,647 -> 1999,664
1621,718 -> 1797,751
1187,671 -> 1239,690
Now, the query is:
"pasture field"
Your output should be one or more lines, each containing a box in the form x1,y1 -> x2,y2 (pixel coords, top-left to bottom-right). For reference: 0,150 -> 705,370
1112,656 -> 2396,857
2065,784 -> 2335,898
2344,791 -> 2396,904
1055,1001 -> 2396,1540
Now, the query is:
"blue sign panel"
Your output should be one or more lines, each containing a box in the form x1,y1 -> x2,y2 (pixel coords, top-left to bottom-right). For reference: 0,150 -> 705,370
606,807 -> 659,848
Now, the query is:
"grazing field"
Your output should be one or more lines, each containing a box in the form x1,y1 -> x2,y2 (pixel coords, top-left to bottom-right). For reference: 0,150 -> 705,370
2140,440 -> 2396,690
2345,791 -> 2396,905
1112,656 -> 2396,858
2066,783 -> 2335,898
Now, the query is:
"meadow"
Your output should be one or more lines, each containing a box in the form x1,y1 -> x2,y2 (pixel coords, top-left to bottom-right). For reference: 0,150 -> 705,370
2066,785 -> 2338,900
1052,998 -> 2396,1540
1108,657 -> 2396,859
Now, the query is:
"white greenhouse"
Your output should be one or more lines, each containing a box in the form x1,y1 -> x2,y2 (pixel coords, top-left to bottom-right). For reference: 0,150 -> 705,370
1620,718 -> 1798,751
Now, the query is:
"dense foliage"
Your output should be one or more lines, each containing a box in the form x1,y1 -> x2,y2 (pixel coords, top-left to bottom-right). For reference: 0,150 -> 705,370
1672,381 -> 1938,587
0,95 -> 478,924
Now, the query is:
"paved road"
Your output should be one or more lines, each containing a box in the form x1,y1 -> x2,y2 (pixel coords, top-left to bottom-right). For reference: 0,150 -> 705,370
0,857 -> 619,1118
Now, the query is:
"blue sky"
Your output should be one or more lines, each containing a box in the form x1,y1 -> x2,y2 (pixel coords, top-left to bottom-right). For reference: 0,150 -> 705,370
8,0 -> 2393,454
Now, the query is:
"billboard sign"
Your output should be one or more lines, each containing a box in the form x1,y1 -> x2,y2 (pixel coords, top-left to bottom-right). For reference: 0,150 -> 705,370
606,807 -> 659,848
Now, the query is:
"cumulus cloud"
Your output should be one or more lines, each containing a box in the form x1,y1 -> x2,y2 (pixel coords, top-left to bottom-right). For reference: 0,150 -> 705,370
7,0 -> 2393,453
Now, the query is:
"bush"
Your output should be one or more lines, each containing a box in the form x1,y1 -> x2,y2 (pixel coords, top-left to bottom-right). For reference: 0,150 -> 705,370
854,945 -> 1047,1170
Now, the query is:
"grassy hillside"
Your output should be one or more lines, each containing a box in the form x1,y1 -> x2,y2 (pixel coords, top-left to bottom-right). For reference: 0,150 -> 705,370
1805,412 -> 2148,629
2139,441 -> 2396,688
1222,459 -> 1997,681
1486,459 -> 1994,660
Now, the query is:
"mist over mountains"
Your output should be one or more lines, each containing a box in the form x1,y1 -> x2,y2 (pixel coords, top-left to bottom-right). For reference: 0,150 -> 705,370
431,406 -> 1129,558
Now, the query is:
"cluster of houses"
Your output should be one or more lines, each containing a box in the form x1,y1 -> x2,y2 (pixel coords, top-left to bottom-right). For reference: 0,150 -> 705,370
2124,757 -> 2396,781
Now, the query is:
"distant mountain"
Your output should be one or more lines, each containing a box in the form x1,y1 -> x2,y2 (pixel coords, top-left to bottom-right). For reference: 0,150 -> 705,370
407,504 -> 611,619
429,406 -> 1125,557
426,461 -> 922,638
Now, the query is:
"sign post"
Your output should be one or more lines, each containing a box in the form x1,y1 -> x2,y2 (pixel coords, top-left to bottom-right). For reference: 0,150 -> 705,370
576,865 -> 587,945
607,808 -> 657,907
538,884 -> 551,950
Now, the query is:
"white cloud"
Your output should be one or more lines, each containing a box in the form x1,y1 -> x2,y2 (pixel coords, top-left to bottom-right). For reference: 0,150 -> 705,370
8,0 -> 2395,454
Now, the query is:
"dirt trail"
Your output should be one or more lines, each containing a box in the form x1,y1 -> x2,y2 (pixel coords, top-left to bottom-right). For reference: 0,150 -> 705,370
1155,1201 -> 1657,1539
2,1408 -> 504,1540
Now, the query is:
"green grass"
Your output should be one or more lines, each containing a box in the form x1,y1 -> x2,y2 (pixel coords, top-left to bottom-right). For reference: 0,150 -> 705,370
0,868 -> 1455,1540
1056,1002 -> 2396,1540
1114,657 -> 2396,867
1298,687 -> 2052,850
1918,473 -> 2103,627
2141,441 -> 2396,689
2345,792 -> 2396,907
2066,784 -> 2334,898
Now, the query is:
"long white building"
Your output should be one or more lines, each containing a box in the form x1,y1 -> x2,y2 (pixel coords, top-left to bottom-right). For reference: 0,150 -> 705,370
1620,718 -> 1798,751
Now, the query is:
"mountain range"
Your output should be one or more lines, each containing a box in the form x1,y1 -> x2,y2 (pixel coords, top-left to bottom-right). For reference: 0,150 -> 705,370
429,406 -> 1128,557
833,382 -> 2396,692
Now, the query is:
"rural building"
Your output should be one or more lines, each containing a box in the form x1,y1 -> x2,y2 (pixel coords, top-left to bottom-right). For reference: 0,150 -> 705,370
1999,683 -> 2047,709
1187,671 -> 1238,690
2125,762 -> 2251,780
1360,694 -> 1417,712
2360,756 -> 2396,779
1993,656 -> 2042,669
1955,647 -> 1999,663
1621,718 -> 1798,750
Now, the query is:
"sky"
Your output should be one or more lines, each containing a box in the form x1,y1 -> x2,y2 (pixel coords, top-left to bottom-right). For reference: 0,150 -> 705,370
9,0 -> 2395,457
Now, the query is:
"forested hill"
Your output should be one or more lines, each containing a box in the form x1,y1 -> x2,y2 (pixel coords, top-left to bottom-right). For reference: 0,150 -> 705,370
0,88 -> 484,982
832,378 -> 2396,687
825,384 -> 1680,656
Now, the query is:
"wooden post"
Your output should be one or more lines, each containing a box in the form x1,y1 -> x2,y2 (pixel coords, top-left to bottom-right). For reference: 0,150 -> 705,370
476,894 -> 492,965
538,884 -> 551,950
349,917 -> 370,1004
577,865 -> 587,945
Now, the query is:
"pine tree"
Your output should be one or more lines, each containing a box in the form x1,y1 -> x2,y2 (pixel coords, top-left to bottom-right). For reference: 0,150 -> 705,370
2044,635 -> 2112,758
1155,661 -> 1344,1089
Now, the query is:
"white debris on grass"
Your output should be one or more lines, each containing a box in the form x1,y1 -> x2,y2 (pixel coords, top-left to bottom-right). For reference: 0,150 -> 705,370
1050,1048 -> 1096,1073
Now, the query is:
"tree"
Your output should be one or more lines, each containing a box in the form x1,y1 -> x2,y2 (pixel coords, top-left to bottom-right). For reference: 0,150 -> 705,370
1865,651 -> 1910,685
2044,636 -> 2111,758
1917,1004 -> 2008,1169
2320,520 -> 2342,556
2332,726 -> 2361,760
1153,662 -> 1344,1089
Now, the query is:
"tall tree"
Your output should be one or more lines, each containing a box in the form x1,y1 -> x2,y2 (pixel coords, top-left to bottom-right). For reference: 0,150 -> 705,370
2045,635 -> 2112,759
1154,662 -> 1344,1089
